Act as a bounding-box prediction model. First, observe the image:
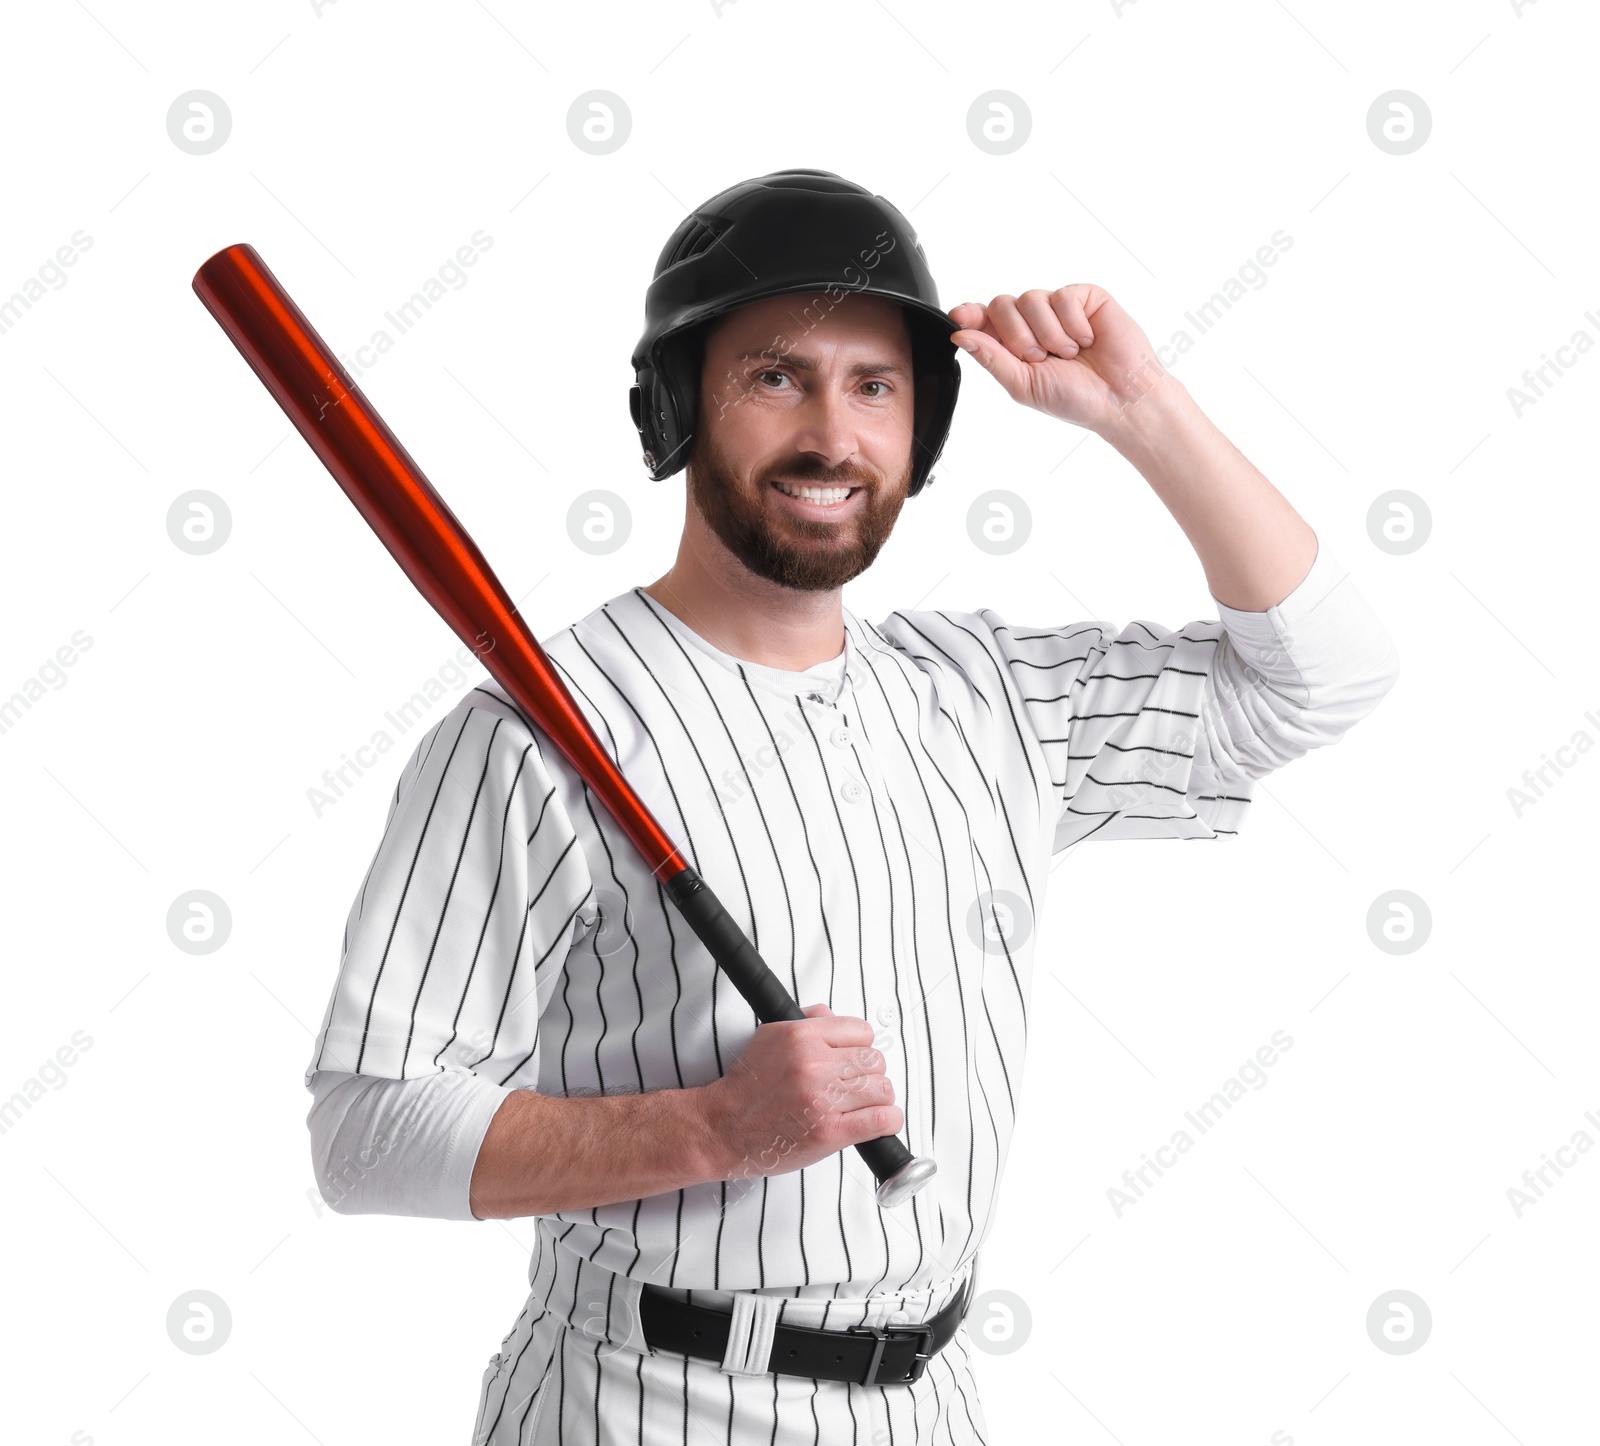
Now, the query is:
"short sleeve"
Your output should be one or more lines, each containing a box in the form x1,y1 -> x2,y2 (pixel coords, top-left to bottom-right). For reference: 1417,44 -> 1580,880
304,691 -> 596,1092
873,604 -> 1245,851
919,537 -> 1399,854
982,612 -> 1249,849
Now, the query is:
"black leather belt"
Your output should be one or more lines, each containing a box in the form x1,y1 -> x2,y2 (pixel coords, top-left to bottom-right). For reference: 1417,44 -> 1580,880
638,1270 -> 976,1387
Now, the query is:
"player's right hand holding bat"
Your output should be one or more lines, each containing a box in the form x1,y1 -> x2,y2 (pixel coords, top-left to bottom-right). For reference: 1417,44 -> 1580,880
696,1004 -> 901,1182
468,1005 -> 900,1220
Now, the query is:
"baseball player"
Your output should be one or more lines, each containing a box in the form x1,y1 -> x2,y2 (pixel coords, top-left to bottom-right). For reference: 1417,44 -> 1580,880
304,169 -> 1400,1444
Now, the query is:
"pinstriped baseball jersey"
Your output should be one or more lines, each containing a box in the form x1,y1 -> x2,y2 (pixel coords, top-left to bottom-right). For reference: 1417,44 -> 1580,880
308,581 -> 1255,1284
305,537 -> 1396,1442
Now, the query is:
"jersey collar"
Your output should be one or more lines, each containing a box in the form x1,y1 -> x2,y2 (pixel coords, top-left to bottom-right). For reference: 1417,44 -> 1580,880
625,586 -> 866,705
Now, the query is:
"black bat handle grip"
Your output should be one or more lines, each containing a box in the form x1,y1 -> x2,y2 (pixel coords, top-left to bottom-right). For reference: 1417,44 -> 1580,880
661,865 -> 936,1209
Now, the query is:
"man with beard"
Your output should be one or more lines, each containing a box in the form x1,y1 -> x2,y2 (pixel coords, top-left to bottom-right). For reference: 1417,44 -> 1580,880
304,169 -> 1399,1444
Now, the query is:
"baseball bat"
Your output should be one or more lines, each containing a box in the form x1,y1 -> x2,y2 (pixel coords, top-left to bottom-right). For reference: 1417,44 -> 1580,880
192,243 -> 936,1209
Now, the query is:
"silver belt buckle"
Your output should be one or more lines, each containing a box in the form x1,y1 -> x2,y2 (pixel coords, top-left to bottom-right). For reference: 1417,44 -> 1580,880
848,1321 -> 936,1385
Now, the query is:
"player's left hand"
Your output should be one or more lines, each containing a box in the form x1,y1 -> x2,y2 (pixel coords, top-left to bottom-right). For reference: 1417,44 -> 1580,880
948,285 -> 1166,435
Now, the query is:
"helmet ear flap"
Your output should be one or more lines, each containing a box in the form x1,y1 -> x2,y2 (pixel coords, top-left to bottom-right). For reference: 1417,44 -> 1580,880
631,328 -> 705,481
905,311 -> 960,498
630,359 -> 692,481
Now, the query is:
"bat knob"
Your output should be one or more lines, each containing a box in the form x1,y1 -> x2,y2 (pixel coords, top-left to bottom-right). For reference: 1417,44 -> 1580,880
874,1154 -> 938,1209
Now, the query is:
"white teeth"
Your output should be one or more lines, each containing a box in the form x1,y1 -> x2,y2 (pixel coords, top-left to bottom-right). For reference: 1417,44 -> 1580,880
774,481 -> 853,502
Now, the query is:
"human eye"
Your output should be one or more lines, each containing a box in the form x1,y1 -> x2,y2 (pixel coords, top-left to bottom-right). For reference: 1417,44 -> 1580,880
860,379 -> 893,398
753,368 -> 792,390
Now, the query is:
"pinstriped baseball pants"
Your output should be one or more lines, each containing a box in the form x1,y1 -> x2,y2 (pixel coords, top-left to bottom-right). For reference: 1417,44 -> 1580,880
472,1243 -> 989,1445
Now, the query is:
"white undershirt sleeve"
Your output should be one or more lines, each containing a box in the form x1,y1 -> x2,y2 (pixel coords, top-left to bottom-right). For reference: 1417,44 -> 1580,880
306,1065 -> 512,1221
1202,534 -> 1401,779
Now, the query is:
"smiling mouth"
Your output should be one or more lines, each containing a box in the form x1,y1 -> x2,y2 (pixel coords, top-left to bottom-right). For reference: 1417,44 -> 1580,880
769,479 -> 862,505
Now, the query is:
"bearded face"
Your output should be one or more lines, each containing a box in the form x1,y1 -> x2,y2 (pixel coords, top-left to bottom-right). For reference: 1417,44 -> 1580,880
683,293 -> 918,593
684,422 -> 914,593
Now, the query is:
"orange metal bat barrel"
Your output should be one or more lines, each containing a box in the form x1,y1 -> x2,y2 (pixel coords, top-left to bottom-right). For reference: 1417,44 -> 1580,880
191,243 -> 688,882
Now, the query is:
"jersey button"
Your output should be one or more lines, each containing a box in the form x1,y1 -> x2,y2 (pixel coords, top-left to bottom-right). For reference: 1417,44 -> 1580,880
876,1003 -> 898,1026
839,777 -> 866,805
830,724 -> 852,749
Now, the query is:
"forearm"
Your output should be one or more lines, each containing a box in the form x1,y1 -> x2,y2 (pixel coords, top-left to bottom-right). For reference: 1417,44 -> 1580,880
468,1084 -> 731,1221
1100,370 -> 1319,612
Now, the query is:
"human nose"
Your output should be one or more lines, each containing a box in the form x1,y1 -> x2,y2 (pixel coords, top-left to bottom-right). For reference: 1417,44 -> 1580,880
788,382 -> 861,468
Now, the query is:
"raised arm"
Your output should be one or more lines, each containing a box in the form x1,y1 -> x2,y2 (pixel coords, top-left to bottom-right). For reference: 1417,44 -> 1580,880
949,284 -> 1319,610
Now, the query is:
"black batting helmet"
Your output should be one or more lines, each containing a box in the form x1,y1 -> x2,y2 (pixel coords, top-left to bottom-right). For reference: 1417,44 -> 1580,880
628,168 -> 961,497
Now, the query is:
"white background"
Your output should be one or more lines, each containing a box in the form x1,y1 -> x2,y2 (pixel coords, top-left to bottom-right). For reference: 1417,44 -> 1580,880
2,1 -> 1595,1442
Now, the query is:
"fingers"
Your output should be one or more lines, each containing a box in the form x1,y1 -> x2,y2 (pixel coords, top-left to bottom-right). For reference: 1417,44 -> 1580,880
953,285 -> 1100,364
982,294 -> 1049,361
1018,289 -> 1085,358
794,1006 -> 873,1048
946,300 -> 990,335
839,1070 -> 894,1105
835,1044 -> 887,1080
718,1004 -> 903,1172
1049,288 -> 1097,348
840,1103 -> 904,1143
948,303 -> 1034,396
996,290 -> 1089,361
